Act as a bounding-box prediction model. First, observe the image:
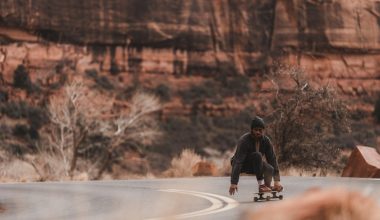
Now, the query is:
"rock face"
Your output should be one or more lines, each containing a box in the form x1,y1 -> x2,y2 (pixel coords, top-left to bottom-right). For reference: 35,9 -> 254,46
191,161 -> 216,176
342,146 -> 380,178
0,0 -> 277,75
0,0 -> 379,116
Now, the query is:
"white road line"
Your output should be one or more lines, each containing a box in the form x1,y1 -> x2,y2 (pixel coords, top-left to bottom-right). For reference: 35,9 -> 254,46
145,189 -> 238,220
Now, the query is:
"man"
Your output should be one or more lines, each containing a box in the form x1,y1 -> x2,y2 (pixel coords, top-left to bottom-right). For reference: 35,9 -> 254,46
229,116 -> 283,195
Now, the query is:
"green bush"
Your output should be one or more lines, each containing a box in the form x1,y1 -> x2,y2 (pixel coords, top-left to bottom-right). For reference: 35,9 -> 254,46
179,76 -> 251,104
110,62 -> 121,75
179,80 -> 220,104
0,90 -> 8,102
1,101 -> 29,118
28,127 -> 39,140
13,124 -> 29,138
374,95 -> 380,123
95,76 -> 114,90
12,123 -> 39,140
0,101 -> 48,130
154,84 -> 171,102
0,124 -> 11,140
85,69 -> 98,78
6,144 -> 24,157
13,65 -> 32,90
86,69 -> 114,90
27,107 -> 48,129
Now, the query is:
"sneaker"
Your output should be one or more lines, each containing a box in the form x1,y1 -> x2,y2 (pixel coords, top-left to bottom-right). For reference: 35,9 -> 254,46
259,184 -> 272,193
271,185 -> 283,192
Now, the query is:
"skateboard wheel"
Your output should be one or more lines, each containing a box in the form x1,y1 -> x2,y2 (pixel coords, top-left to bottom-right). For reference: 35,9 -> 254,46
254,197 -> 258,202
279,195 -> 283,200
266,196 -> 270,201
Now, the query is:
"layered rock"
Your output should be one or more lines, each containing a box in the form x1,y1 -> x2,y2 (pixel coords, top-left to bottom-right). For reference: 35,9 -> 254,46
0,0 -> 379,117
342,145 -> 380,178
273,1 -> 380,51
0,0 -> 277,75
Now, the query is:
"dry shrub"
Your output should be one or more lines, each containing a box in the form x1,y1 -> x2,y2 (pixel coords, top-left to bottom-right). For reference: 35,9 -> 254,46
164,149 -> 202,177
245,187 -> 380,220
0,151 -> 89,182
0,156 -> 41,182
45,79 -> 113,178
24,77 -> 161,181
266,64 -> 350,172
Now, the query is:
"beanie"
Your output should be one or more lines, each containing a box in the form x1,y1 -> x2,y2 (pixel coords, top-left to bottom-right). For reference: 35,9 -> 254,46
251,116 -> 265,129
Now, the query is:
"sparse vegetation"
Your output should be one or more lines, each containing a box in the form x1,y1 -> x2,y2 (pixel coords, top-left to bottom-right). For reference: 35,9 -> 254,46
13,65 -> 31,90
12,124 -> 29,138
164,149 -> 202,177
219,75 -> 251,97
0,90 -> 8,102
266,65 -> 351,172
1,101 -> 30,119
0,101 -> 48,130
34,78 -> 162,180
374,94 -> 380,123
85,69 -> 114,90
152,109 -> 252,159
179,80 -> 219,104
110,62 -> 121,75
154,84 -> 171,102
179,76 -> 250,104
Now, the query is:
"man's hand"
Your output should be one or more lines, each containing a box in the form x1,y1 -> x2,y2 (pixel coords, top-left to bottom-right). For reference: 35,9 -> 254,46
273,181 -> 283,192
229,184 -> 238,195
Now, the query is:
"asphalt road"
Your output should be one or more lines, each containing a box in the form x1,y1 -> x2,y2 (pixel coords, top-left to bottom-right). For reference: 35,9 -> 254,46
0,176 -> 379,220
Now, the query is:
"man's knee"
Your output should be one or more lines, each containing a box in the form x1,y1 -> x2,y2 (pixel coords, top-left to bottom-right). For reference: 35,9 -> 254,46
263,163 -> 274,174
251,152 -> 262,161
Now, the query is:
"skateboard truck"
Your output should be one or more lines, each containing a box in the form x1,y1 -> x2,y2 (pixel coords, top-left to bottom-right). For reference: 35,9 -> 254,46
254,191 -> 283,202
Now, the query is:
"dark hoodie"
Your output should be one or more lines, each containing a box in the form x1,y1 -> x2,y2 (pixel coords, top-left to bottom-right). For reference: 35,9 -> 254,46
230,132 -> 280,185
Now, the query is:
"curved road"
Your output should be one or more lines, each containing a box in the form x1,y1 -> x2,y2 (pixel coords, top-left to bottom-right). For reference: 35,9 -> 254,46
0,176 -> 379,220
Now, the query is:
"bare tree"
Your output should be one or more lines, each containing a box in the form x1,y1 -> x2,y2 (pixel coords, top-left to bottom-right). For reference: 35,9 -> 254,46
266,64 -> 351,173
92,91 -> 162,179
43,78 -> 161,180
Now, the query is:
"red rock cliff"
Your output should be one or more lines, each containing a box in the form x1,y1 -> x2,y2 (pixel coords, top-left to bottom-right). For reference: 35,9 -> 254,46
0,0 -> 379,116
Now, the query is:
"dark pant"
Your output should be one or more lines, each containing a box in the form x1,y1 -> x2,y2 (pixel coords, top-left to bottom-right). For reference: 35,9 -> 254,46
244,152 -> 274,186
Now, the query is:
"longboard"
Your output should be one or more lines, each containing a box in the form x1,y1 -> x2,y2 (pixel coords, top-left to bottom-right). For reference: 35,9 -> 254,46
253,191 -> 283,202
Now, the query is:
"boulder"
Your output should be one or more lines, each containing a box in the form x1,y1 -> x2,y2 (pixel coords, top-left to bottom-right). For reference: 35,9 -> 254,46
191,161 -> 216,176
342,145 -> 380,178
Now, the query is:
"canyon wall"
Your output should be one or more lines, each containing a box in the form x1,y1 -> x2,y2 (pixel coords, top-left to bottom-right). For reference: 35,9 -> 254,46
0,0 -> 379,116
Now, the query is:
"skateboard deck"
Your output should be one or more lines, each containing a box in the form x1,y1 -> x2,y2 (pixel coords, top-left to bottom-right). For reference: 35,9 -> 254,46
253,191 -> 283,202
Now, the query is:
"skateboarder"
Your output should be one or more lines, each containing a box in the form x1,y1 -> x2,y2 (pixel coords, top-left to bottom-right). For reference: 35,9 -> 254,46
229,116 -> 283,195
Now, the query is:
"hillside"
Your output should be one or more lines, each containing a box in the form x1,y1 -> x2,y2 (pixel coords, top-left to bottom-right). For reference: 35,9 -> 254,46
0,0 -> 379,180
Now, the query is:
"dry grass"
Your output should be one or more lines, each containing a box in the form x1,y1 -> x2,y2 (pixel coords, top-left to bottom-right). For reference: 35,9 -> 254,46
281,167 -> 342,177
245,187 -> 380,220
0,153 -> 92,182
163,149 -> 203,177
0,158 -> 40,182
